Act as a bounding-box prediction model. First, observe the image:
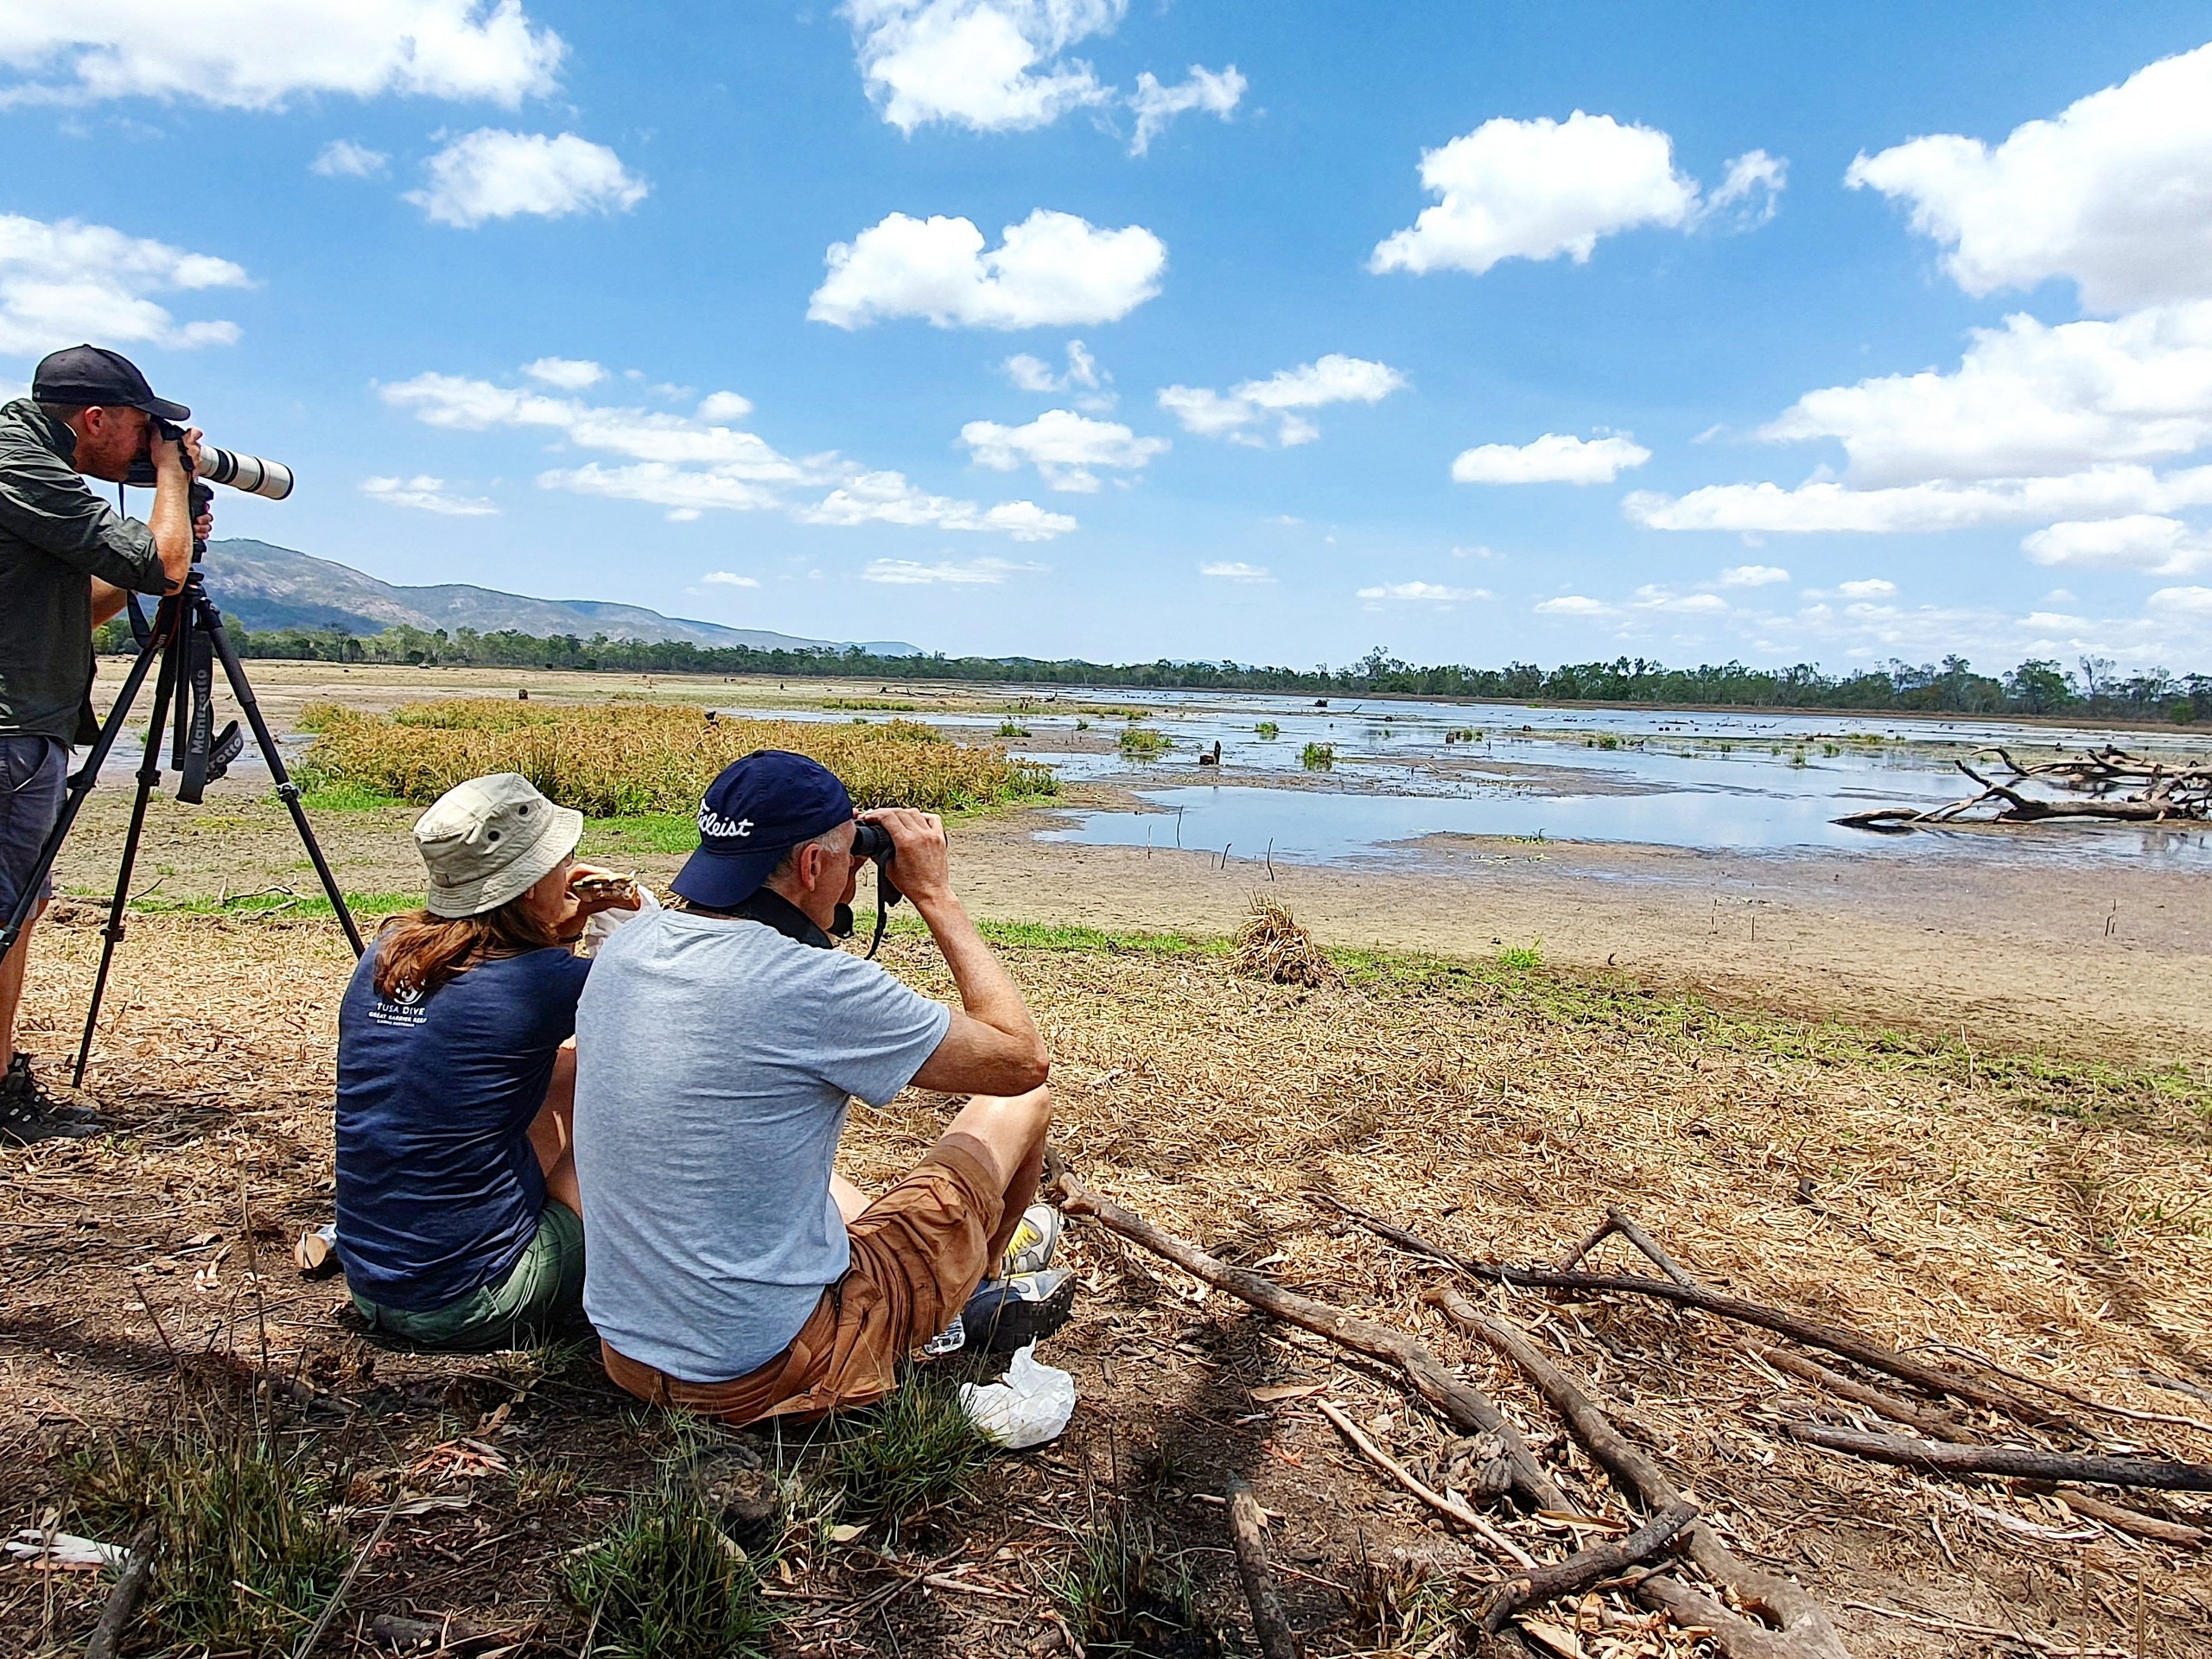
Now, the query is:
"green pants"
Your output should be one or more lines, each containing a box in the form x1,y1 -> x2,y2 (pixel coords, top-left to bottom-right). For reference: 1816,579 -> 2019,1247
353,1200 -> 586,1352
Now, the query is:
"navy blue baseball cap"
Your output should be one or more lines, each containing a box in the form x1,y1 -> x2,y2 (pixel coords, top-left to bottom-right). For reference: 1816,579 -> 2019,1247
32,344 -> 189,422
671,750 -> 855,908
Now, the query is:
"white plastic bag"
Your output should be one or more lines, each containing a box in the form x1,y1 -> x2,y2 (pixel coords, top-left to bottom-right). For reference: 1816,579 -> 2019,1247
958,1343 -> 1076,1449
579,883 -> 660,958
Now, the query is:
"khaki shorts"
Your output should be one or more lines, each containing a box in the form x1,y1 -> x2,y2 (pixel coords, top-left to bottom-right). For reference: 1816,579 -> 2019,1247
354,1200 -> 586,1353
600,1137 -> 1002,1426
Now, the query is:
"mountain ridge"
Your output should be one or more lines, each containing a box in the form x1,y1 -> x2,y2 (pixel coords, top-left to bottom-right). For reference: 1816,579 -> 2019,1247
198,540 -> 921,656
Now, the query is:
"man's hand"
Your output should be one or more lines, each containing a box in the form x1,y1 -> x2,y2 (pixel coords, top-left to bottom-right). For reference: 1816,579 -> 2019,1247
861,807 -> 953,906
149,423 -> 202,477
567,862 -> 644,918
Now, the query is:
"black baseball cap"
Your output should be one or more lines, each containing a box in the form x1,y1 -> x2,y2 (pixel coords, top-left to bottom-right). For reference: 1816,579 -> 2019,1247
31,345 -> 189,422
671,750 -> 855,909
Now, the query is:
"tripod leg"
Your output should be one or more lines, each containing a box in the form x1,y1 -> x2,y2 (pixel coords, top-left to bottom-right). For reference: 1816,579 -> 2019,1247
72,617 -> 184,1086
200,610 -> 364,957
0,605 -> 173,961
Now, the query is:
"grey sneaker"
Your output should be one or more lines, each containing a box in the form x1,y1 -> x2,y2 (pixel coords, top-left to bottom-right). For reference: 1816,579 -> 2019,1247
999,1204 -> 1061,1278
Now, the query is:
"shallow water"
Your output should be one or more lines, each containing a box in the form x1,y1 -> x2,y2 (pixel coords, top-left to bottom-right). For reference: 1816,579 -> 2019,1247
1002,690 -> 2212,868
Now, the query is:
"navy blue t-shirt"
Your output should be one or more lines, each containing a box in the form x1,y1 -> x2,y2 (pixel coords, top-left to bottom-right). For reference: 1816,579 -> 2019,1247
334,938 -> 592,1313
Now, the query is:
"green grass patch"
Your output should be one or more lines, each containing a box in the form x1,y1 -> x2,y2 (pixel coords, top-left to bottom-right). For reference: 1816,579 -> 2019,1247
966,917 -> 1233,957
1055,1507 -> 1217,1658
1254,721 -> 1281,740
68,1422 -> 353,1656
1118,728 -> 1171,761
1300,741 -> 1335,771
582,812 -> 702,856
292,776 -> 406,812
1495,941 -> 1543,969
563,1471 -> 781,1659
80,887 -> 421,921
817,1369 -> 991,1537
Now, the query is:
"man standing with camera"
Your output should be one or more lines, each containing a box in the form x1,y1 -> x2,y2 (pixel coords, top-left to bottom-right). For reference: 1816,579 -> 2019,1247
0,346 -> 202,1143
573,750 -> 1069,1425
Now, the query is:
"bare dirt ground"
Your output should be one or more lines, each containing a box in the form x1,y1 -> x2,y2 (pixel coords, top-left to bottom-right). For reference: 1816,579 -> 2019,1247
5,664 -> 2209,1657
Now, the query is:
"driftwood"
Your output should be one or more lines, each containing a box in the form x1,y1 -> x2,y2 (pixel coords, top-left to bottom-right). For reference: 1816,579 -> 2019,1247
1428,1287 -> 1851,1659
1476,1498 -> 1698,1633
1048,1169 -> 1574,1515
1226,1480 -> 1300,1659
1838,745 -> 2210,832
1785,1423 -> 2212,1493
1313,1195 -> 2078,1433
84,1523 -> 157,1659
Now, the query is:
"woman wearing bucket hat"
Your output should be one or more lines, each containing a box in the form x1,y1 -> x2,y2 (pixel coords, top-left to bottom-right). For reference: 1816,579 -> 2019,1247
332,772 -> 639,1351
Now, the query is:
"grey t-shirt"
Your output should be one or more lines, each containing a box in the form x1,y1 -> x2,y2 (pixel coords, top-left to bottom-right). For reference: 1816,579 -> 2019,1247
572,907 -> 952,1382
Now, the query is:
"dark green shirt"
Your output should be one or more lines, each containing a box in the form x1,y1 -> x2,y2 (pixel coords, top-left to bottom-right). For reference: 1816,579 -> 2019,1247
0,398 -> 167,742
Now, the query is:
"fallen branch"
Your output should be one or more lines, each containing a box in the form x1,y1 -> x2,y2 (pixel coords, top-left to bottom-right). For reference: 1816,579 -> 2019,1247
292,1494 -> 401,1659
1476,1498 -> 1698,1633
1049,1168 -> 1573,1515
1225,1480 -> 1301,1659
1314,1400 -> 1488,1535
1427,1287 -> 1851,1659
1785,1423 -> 2212,1493
1750,1345 -> 1958,1435
1605,1206 -> 1698,1288
83,1522 -> 157,1659
1313,1195 -> 2078,1434
2025,1485 -> 2209,1549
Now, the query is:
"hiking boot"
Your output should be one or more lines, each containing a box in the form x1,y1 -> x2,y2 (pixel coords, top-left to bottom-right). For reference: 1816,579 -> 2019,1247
0,1058 -> 102,1147
4,1055 -> 100,1122
958,1268 -> 1077,1355
999,1203 -> 1061,1278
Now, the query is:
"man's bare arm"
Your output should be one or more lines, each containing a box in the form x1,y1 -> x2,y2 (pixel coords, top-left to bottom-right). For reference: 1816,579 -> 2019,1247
145,426 -> 202,593
91,577 -> 127,628
868,808 -> 1048,1096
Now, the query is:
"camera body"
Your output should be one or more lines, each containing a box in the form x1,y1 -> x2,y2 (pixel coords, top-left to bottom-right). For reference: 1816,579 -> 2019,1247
124,417 -> 294,501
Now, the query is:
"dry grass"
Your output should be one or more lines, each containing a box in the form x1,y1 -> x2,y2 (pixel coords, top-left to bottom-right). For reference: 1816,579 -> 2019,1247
1231,895 -> 1342,989
296,698 -> 1056,817
6,908 -> 2212,1655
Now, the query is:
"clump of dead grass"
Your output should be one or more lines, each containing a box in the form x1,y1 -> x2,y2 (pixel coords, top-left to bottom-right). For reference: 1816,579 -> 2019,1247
1230,894 -> 1342,988
297,698 -> 1055,817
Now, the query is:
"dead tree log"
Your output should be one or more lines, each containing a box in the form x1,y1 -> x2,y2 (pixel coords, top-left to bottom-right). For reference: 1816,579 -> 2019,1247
1313,1195 -> 2079,1434
1427,1287 -> 1852,1659
1047,1170 -> 1574,1515
1784,1423 -> 2212,1492
1476,1498 -> 1698,1632
2019,1485 -> 2207,1548
1750,1345 -> 1958,1435
1226,1480 -> 1301,1659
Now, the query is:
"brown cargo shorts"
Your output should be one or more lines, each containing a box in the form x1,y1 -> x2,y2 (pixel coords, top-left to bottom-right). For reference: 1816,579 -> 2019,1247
599,1135 -> 1004,1426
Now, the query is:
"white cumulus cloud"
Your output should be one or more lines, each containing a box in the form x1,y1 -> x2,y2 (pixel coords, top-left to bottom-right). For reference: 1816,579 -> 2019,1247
381,368 -> 1073,539
1159,353 -> 1404,448
1357,581 -> 1490,604
520,355 -> 604,389
701,570 -> 760,587
1370,111 -> 1781,276
1534,594 -> 1614,616
0,211 -> 247,353
1128,64 -> 1244,156
842,0 -> 1118,134
860,555 -> 1048,584
1846,42 -> 2212,311
961,408 -> 1166,492
0,0 -> 564,109
360,474 -> 497,515
407,130 -> 646,228
1718,563 -> 1790,587
311,139 -> 388,177
2023,515 -> 2212,577
810,209 -> 1164,330
695,390 -> 754,422
1452,431 -> 1649,485
1200,561 -> 1272,582
1835,577 -> 1897,597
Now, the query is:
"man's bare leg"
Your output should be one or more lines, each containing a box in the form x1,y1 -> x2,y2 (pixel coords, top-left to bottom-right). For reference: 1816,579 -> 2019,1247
528,1042 -> 582,1216
936,1084 -> 1053,1265
0,898 -> 44,1077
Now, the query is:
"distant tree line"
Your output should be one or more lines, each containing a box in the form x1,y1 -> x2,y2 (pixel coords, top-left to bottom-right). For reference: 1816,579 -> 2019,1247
93,619 -> 2208,723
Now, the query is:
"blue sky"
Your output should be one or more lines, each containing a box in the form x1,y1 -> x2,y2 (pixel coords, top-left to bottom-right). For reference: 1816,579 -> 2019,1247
10,2 -> 2212,673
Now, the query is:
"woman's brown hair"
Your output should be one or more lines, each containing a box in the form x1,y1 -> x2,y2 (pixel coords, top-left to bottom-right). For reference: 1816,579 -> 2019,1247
371,895 -> 568,1000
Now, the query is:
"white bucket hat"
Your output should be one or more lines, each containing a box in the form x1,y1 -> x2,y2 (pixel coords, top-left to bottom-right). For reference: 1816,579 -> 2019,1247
412,773 -> 584,919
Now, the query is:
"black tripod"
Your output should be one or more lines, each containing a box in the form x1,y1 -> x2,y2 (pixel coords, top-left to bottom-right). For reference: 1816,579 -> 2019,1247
0,480 -> 361,1087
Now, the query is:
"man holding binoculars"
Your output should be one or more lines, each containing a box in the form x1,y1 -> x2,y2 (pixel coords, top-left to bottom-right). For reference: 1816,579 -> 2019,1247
572,750 -> 1068,1425
0,345 -> 210,1141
